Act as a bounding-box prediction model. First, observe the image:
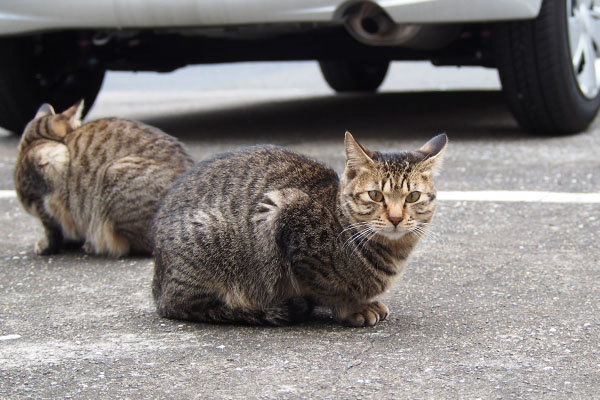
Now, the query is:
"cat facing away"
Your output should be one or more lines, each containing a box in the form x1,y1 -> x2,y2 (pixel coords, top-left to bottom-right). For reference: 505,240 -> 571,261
152,133 -> 447,327
15,101 -> 194,257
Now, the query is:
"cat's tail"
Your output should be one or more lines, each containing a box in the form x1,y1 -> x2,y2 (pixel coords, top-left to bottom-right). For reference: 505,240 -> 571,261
155,295 -> 313,326
256,297 -> 314,326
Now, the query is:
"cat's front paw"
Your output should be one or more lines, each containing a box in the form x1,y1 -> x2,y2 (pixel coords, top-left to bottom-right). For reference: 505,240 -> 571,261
35,239 -> 59,255
83,241 -> 95,255
341,301 -> 389,327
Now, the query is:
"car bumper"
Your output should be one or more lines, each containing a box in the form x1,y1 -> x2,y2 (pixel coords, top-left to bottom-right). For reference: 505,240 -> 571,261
0,0 -> 543,35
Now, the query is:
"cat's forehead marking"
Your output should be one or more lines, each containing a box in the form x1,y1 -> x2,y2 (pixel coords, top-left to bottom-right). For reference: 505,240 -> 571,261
375,152 -> 415,174
382,179 -> 392,193
376,156 -> 413,190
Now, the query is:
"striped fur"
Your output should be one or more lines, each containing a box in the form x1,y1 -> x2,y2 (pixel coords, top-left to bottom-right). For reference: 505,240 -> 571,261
14,101 -> 194,257
152,132 -> 447,326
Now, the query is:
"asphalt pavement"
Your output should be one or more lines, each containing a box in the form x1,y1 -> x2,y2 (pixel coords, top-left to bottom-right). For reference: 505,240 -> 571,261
0,61 -> 598,399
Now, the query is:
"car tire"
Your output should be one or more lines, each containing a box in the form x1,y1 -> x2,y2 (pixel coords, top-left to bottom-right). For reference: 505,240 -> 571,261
494,0 -> 600,134
319,60 -> 389,92
0,35 -> 105,133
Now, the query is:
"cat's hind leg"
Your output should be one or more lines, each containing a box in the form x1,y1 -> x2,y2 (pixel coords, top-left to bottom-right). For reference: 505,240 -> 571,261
83,219 -> 130,257
30,191 -> 81,255
153,254 -> 312,326
87,156 -> 167,256
155,290 -> 313,326
34,210 -> 64,255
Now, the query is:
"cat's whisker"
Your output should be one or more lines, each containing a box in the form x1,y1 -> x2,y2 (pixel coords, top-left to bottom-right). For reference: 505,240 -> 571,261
348,226 -> 380,256
336,222 -> 372,241
410,223 -> 437,240
357,230 -> 378,253
343,226 -> 375,252
342,229 -> 365,250
355,229 -> 373,246
344,228 -> 373,249
417,221 -> 438,235
411,229 -> 427,239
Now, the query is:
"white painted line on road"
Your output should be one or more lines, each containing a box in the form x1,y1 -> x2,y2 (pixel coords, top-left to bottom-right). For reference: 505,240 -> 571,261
0,189 -> 599,203
0,334 -> 21,341
438,191 -> 600,204
0,190 -> 16,199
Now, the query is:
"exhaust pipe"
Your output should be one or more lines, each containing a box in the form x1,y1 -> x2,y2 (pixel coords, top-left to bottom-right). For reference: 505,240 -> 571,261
342,2 -> 460,50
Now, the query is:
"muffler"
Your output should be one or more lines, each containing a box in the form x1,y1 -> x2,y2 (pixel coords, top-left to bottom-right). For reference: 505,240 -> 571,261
341,2 -> 460,50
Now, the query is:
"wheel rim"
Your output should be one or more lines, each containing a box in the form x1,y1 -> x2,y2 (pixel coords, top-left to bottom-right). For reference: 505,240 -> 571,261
568,0 -> 600,98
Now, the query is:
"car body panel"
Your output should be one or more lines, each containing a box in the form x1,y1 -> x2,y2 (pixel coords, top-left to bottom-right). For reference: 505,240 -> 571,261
0,0 -> 543,35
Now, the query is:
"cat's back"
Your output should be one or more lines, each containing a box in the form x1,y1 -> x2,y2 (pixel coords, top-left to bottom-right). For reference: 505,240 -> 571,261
167,145 -> 339,208
64,118 -> 192,169
153,145 -> 340,270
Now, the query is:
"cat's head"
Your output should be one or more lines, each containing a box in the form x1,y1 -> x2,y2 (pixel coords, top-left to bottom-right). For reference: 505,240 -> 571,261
15,101 -> 83,215
340,132 -> 447,241
20,100 -> 84,144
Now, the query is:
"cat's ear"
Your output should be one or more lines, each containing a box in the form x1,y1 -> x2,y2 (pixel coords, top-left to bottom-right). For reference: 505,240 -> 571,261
345,131 -> 374,170
34,103 -> 55,120
61,99 -> 85,130
417,133 -> 448,175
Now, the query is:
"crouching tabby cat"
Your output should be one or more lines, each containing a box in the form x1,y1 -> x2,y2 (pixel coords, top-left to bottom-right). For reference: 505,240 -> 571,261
152,132 -> 447,327
15,101 -> 194,257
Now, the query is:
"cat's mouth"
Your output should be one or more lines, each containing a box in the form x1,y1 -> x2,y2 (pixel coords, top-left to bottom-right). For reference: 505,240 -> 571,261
377,227 -> 411,240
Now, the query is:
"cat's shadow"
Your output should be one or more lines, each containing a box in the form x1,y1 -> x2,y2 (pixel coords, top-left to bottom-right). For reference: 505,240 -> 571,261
143,90 -> 554,143
48,242 -> 152,259
150,308 -> 427,335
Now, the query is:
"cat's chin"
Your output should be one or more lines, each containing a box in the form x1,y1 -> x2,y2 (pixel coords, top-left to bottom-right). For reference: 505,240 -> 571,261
376,230 -> 410,241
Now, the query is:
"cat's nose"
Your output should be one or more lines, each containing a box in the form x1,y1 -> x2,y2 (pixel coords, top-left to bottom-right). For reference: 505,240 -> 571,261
388,216 -> 402,226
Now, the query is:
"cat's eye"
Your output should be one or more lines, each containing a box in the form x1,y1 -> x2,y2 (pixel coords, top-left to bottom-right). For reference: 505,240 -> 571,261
405,191 -> 421,203
368,190 -> 384,202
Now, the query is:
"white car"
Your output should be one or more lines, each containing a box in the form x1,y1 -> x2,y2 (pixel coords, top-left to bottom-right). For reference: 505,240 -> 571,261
0,0 -> 598,134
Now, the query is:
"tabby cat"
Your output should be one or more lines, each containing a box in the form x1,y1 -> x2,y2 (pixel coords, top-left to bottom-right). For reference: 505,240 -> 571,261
152,133 -> 447,326
15,101 -> 194,257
